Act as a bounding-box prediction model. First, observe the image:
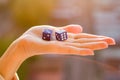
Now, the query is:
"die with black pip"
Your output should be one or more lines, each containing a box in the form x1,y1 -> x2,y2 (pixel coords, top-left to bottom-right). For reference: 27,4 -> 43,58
55,29 -> 68,41
42,29 -> 53,41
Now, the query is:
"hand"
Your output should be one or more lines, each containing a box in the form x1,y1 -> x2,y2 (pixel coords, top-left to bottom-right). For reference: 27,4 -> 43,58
0,24 -> 115,80
11,25 -> 115,58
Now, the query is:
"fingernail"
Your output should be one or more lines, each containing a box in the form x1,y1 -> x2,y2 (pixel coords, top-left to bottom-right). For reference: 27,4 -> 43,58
105,38 -> 116,45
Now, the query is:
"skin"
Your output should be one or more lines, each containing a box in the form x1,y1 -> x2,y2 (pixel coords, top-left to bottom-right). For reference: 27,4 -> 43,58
0,25 -> 115,80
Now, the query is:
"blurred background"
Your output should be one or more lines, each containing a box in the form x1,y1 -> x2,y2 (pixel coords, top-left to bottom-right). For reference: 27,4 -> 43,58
0,0 -> 120,80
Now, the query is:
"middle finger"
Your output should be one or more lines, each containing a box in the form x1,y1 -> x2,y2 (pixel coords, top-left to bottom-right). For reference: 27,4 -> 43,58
63,41 -> 108,50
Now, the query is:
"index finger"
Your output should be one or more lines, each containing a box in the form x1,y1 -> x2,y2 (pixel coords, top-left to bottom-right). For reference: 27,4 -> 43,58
24,25 -> 82,38
59,24 -> 83,33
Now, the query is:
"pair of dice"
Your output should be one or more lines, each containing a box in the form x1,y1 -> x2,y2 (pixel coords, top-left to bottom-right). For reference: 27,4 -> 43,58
42,29 -> 68,41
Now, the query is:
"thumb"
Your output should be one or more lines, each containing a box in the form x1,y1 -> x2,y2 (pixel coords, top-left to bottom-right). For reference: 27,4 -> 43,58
59,24 -> 83,34
12,73 -> 19,80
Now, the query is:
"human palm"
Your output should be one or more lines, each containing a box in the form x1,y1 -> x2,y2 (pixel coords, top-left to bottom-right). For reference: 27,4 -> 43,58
13,25 -> 115,58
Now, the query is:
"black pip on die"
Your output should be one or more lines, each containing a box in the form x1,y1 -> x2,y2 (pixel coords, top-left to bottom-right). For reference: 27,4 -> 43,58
55,30 -> 68,41
42,29 -> 53,41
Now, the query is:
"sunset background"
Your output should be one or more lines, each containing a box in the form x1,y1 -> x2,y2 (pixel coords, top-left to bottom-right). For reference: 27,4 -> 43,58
0,0 -> 120,80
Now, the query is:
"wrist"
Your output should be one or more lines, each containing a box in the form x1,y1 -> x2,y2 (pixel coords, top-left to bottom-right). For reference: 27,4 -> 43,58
0,43 -> 26,80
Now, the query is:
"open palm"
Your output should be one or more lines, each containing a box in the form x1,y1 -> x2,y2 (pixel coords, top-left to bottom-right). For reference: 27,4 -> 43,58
14,25 -> 115,58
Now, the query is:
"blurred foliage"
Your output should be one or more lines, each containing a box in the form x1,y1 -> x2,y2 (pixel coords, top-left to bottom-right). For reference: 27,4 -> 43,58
10,0 -> 57,28
18,55 -> 42,80
0,37 -> 15,57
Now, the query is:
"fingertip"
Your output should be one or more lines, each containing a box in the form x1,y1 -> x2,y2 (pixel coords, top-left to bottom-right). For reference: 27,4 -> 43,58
79,49 -> 94,56
62,24 -> 83,33
105,38 -> 116,45
97,41 -> 108,50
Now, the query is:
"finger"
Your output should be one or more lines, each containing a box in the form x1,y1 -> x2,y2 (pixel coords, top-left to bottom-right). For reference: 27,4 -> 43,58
59,24 -> 83,33
103,37 -> 116,45
71,37 -> 115,45
64,41 -> 108,50
25,25 -> 78,39
74,33 -> 115,45
74,33 -> 107,39
12,73 -> 19,80
24,25 -> 56,36
67,33 -> 75,39
42,43 -> 94,56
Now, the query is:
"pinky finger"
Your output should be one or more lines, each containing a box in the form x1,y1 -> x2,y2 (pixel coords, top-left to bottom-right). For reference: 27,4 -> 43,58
45,44 -> 94,56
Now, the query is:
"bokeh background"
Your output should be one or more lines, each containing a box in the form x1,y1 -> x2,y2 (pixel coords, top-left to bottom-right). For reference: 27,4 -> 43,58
0,0 -> 120,80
